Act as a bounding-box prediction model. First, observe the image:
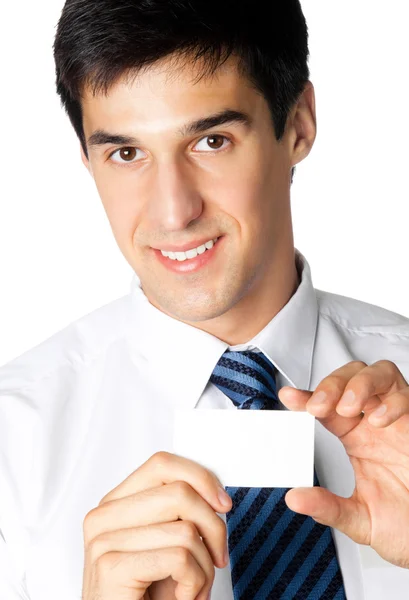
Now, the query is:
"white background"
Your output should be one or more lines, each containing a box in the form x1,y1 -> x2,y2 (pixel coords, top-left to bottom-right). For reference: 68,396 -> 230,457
0,1 -> 408,366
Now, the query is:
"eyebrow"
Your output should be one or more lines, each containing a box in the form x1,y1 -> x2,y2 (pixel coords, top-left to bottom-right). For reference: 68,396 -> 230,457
87,108 -> 253,148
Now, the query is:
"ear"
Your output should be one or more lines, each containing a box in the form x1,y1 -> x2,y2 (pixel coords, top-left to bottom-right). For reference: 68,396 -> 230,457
80,144 -> 94,177
288,80 -> 317,168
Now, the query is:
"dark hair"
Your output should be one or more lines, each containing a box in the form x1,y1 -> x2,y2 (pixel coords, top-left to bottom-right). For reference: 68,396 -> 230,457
53,0 -> 310,183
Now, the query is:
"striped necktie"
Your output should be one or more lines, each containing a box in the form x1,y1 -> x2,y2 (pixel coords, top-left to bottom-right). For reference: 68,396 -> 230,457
210,350 -> 347,599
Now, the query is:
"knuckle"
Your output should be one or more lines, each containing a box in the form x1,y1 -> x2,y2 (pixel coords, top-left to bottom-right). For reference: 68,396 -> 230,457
179,572 -> 206,599
323,374 -> 346,392
83,508 -> 98,542
174,546 -> 192,568
350,360 -> 367,369
178,520 -> 200,543
87,535 -> 109,565
94,551 -> 116,580
173,479 -> 193,500
151,451 -> 172,469
373,359 -> 396,374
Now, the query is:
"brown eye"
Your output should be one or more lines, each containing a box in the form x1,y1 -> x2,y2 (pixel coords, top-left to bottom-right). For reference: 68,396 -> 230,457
192,134 -> 230,153
207,135 -> 225,149
119,147 -> 137,161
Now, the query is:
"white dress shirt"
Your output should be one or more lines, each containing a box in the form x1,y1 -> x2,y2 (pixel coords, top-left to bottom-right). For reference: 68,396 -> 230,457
1,248 -> 409,600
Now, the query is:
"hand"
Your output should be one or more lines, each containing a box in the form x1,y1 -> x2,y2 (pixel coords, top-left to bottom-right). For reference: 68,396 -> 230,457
278,359 -> 409,569
81,451 -> 232,600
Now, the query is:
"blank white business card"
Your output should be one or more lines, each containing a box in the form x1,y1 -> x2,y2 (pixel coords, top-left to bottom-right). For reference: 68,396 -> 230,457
172,409 -> 315,488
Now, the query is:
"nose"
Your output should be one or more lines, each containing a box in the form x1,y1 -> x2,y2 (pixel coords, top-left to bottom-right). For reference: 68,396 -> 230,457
144,158 -> 203,232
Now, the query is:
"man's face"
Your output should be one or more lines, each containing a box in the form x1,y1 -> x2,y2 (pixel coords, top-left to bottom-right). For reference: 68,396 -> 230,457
80,54 -> 315,333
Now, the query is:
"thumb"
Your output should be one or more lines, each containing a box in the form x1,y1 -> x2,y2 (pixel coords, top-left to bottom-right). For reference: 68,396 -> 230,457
284,486 -> 370,545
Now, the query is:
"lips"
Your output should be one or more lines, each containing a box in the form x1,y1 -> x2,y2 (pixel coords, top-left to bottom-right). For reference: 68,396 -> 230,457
162,238 -> 220,261
152,236 -> 221,253
153,235 -> 224,273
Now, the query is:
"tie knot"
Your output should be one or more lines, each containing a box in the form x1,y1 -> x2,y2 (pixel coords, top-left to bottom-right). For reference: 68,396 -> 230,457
210,350 -> 281,410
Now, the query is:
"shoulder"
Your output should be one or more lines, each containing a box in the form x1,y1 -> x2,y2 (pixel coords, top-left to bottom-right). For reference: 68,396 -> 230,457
0,293 -> 131,394
0,292 -> 134,535
315,288 -> 409,374
316,288 -> 409,333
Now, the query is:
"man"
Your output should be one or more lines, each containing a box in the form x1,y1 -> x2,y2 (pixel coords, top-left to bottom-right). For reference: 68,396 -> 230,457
0,0 -> 408,598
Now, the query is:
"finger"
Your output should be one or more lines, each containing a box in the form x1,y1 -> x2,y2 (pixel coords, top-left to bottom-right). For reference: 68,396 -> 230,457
367,388 -> 409,427
284,486 -> 371,545
85,521 -> 216,593
334,360 -> 408,418
278,370 -> 364,439
87,547 -> 209,600
306,360 -> 367,419
279,360 -> 409,435
84,480 -> 228,568
280,362 -> 365,414
99,451 -> 232,514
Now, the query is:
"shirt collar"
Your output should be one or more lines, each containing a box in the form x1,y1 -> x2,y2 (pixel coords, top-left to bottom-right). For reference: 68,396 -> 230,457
127,247 -> 318,409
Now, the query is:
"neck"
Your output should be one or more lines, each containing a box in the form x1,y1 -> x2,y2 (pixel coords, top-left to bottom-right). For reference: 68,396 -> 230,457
192,246 -> 301,345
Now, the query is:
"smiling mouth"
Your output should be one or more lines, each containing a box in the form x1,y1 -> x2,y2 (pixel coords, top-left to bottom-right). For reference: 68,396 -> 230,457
152,235 -> 224,273
159,237 -> 221,262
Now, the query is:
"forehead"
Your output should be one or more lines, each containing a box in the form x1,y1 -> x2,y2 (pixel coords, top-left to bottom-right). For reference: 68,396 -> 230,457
80,53 -> 259,133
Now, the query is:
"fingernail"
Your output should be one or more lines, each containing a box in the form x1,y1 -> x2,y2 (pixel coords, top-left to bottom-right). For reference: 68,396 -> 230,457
218,486 -> 231,507
372,404 -> 387,418
338,390 -> 356,408
309,391 -> 327,405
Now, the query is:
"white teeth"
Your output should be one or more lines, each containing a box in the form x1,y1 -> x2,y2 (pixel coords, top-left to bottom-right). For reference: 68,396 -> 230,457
160,238 -> 219,261
185,248 -> 198,259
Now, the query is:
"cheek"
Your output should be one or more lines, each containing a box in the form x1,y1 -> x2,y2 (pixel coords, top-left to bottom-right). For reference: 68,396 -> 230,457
218,167 -> 273,228
94,174 -> 141,245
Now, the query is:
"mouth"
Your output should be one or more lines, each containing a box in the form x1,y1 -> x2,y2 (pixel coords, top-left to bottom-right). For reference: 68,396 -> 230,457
152,235 -> 224,274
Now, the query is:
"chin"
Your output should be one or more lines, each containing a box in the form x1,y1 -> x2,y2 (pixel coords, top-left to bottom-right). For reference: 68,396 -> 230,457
152,288 -> 234,323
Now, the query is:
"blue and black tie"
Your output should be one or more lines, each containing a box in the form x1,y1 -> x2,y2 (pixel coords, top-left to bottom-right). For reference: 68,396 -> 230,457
210,350 -> 347,599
